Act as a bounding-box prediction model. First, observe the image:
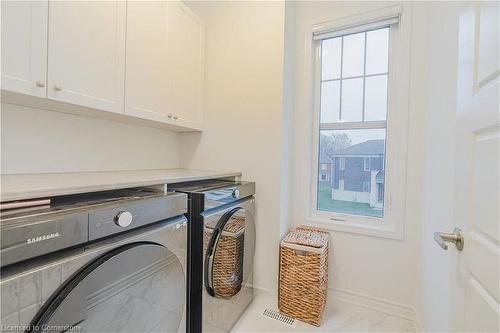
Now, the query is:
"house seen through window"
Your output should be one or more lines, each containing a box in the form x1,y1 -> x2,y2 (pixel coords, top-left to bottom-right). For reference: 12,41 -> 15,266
317,27 -> 389,218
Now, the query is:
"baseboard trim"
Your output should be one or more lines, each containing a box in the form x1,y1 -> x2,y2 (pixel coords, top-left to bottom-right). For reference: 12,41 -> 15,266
413,308 -> 424,332
252,285 -> 274,294
329,288 -> 422,330
249,285 -> 424,331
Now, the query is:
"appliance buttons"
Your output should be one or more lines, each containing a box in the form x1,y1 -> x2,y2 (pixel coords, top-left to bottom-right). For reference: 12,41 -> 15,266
114,211 -> 133,228
232,189 -> 240,199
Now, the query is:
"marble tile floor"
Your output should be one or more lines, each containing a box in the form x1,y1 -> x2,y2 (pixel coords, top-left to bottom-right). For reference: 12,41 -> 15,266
231,290 -> 416,333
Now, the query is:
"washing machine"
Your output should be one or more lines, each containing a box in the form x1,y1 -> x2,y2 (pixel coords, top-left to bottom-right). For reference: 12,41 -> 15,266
0,188 -> 188,333
170,180 -> 256,333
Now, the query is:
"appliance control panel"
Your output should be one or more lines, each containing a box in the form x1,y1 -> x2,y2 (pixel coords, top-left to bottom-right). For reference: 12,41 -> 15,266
202,182 -> 255,210
89,194 -> 187,241
0,192 -> 187,267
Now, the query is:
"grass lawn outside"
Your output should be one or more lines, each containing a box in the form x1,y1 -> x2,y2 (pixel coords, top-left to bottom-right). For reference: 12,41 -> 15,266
317,185 -> 383,218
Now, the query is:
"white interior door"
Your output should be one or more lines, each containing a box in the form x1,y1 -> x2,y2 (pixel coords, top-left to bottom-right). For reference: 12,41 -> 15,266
47,0 -> 126,114
450,2 -> 499,332
0,0 -> 48,97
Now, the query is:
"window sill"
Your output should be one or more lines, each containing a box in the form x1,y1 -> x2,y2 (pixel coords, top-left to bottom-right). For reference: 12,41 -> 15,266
305,216 -> 404,240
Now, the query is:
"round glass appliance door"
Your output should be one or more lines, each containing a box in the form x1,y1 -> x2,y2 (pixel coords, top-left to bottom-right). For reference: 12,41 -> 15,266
28,242 -> 185,333
204,205 -> 255,298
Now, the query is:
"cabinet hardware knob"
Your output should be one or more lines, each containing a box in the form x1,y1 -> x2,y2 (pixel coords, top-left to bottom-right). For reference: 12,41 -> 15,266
53,85 -> 63,91
173,115 -> 178,120
167,114 -> 173,118
35,80 -> 45,88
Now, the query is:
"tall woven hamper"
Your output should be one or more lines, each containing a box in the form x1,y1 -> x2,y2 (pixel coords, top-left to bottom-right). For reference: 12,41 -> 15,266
278,226 -> 329,326
203,214 -> 246,297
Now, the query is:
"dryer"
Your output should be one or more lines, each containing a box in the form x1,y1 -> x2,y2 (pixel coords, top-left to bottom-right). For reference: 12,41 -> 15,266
0,189 -> 188,333
170,180 -> 256,333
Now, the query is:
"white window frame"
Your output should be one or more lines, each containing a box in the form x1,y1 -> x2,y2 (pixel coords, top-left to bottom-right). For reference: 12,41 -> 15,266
306,5 -> 411,240
364,157 -> 370,171
363,181 -> 370,192
339,157 -> 345,170
377,183 -> 384,202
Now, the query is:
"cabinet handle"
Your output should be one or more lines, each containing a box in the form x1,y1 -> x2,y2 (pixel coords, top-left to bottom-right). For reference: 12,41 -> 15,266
53,85 -> 63,91
35,80 -> 45,88
173,115 -> 178,120
167,114 -> 173,119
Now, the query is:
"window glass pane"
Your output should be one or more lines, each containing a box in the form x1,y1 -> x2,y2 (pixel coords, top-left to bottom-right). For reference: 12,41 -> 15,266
318,128 -> 386,218
320,80 -> 340,123
364,75 -> 388,121
321,37 -> 342,80
341,78 -> 363,121
366,28 -> 389,75
342,32 -> 365,78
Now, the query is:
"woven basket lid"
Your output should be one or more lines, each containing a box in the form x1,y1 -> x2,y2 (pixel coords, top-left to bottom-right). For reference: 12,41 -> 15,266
282,226 -> 329,249
205,216 -> 246,234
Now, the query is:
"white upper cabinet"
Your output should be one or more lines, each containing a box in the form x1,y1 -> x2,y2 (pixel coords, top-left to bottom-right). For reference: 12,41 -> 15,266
1,0 -> 204,131
167,2 -> 205,129
47,1 -> 126,114
1,1 -> 48,97
125,1 -> 171,123
125,1 -> 205,130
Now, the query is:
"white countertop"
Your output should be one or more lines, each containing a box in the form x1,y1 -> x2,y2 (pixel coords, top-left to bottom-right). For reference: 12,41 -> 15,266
0,169 -> 241,201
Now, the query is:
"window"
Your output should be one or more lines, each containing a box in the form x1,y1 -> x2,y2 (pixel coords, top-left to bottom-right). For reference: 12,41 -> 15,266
339,157 -> 345,170
320,173 -> 330,181
321,164 -> 328,171
364,157 -> 371,171
317,27 -> 389,218
377,183 -> 384,202
309,5 -> 410,239
319,28 -> 389,124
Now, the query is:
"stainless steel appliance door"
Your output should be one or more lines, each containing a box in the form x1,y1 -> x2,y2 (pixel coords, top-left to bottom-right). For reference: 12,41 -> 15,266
27,241 -> 185,333
202,197 -> 255,332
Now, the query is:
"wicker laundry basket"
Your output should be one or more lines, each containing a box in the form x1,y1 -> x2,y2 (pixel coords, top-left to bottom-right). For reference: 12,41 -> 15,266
278,226 -> 329,326
204,215 -> 246,297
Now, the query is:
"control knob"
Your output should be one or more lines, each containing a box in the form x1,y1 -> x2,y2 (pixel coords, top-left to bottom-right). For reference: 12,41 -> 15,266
114,211 -> 133,228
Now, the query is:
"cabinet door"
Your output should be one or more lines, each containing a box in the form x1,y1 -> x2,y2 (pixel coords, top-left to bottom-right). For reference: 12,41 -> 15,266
1,1 -> 48,97
47,1 -> 126,114
125,1 -> 170,123
167,2 -> 205,129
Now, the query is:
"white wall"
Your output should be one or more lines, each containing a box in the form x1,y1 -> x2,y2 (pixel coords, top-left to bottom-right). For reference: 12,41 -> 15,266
288,1 -> 426,309
1,103 -> 181,174
280,1 -> 295,240
181,1 -> 288,292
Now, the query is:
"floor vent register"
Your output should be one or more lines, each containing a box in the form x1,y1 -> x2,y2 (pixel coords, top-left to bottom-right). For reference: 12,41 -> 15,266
262,308 -> 296,326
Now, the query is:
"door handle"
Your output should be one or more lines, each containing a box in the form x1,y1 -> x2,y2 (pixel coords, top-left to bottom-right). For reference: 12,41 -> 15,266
433,228 -> 464,251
